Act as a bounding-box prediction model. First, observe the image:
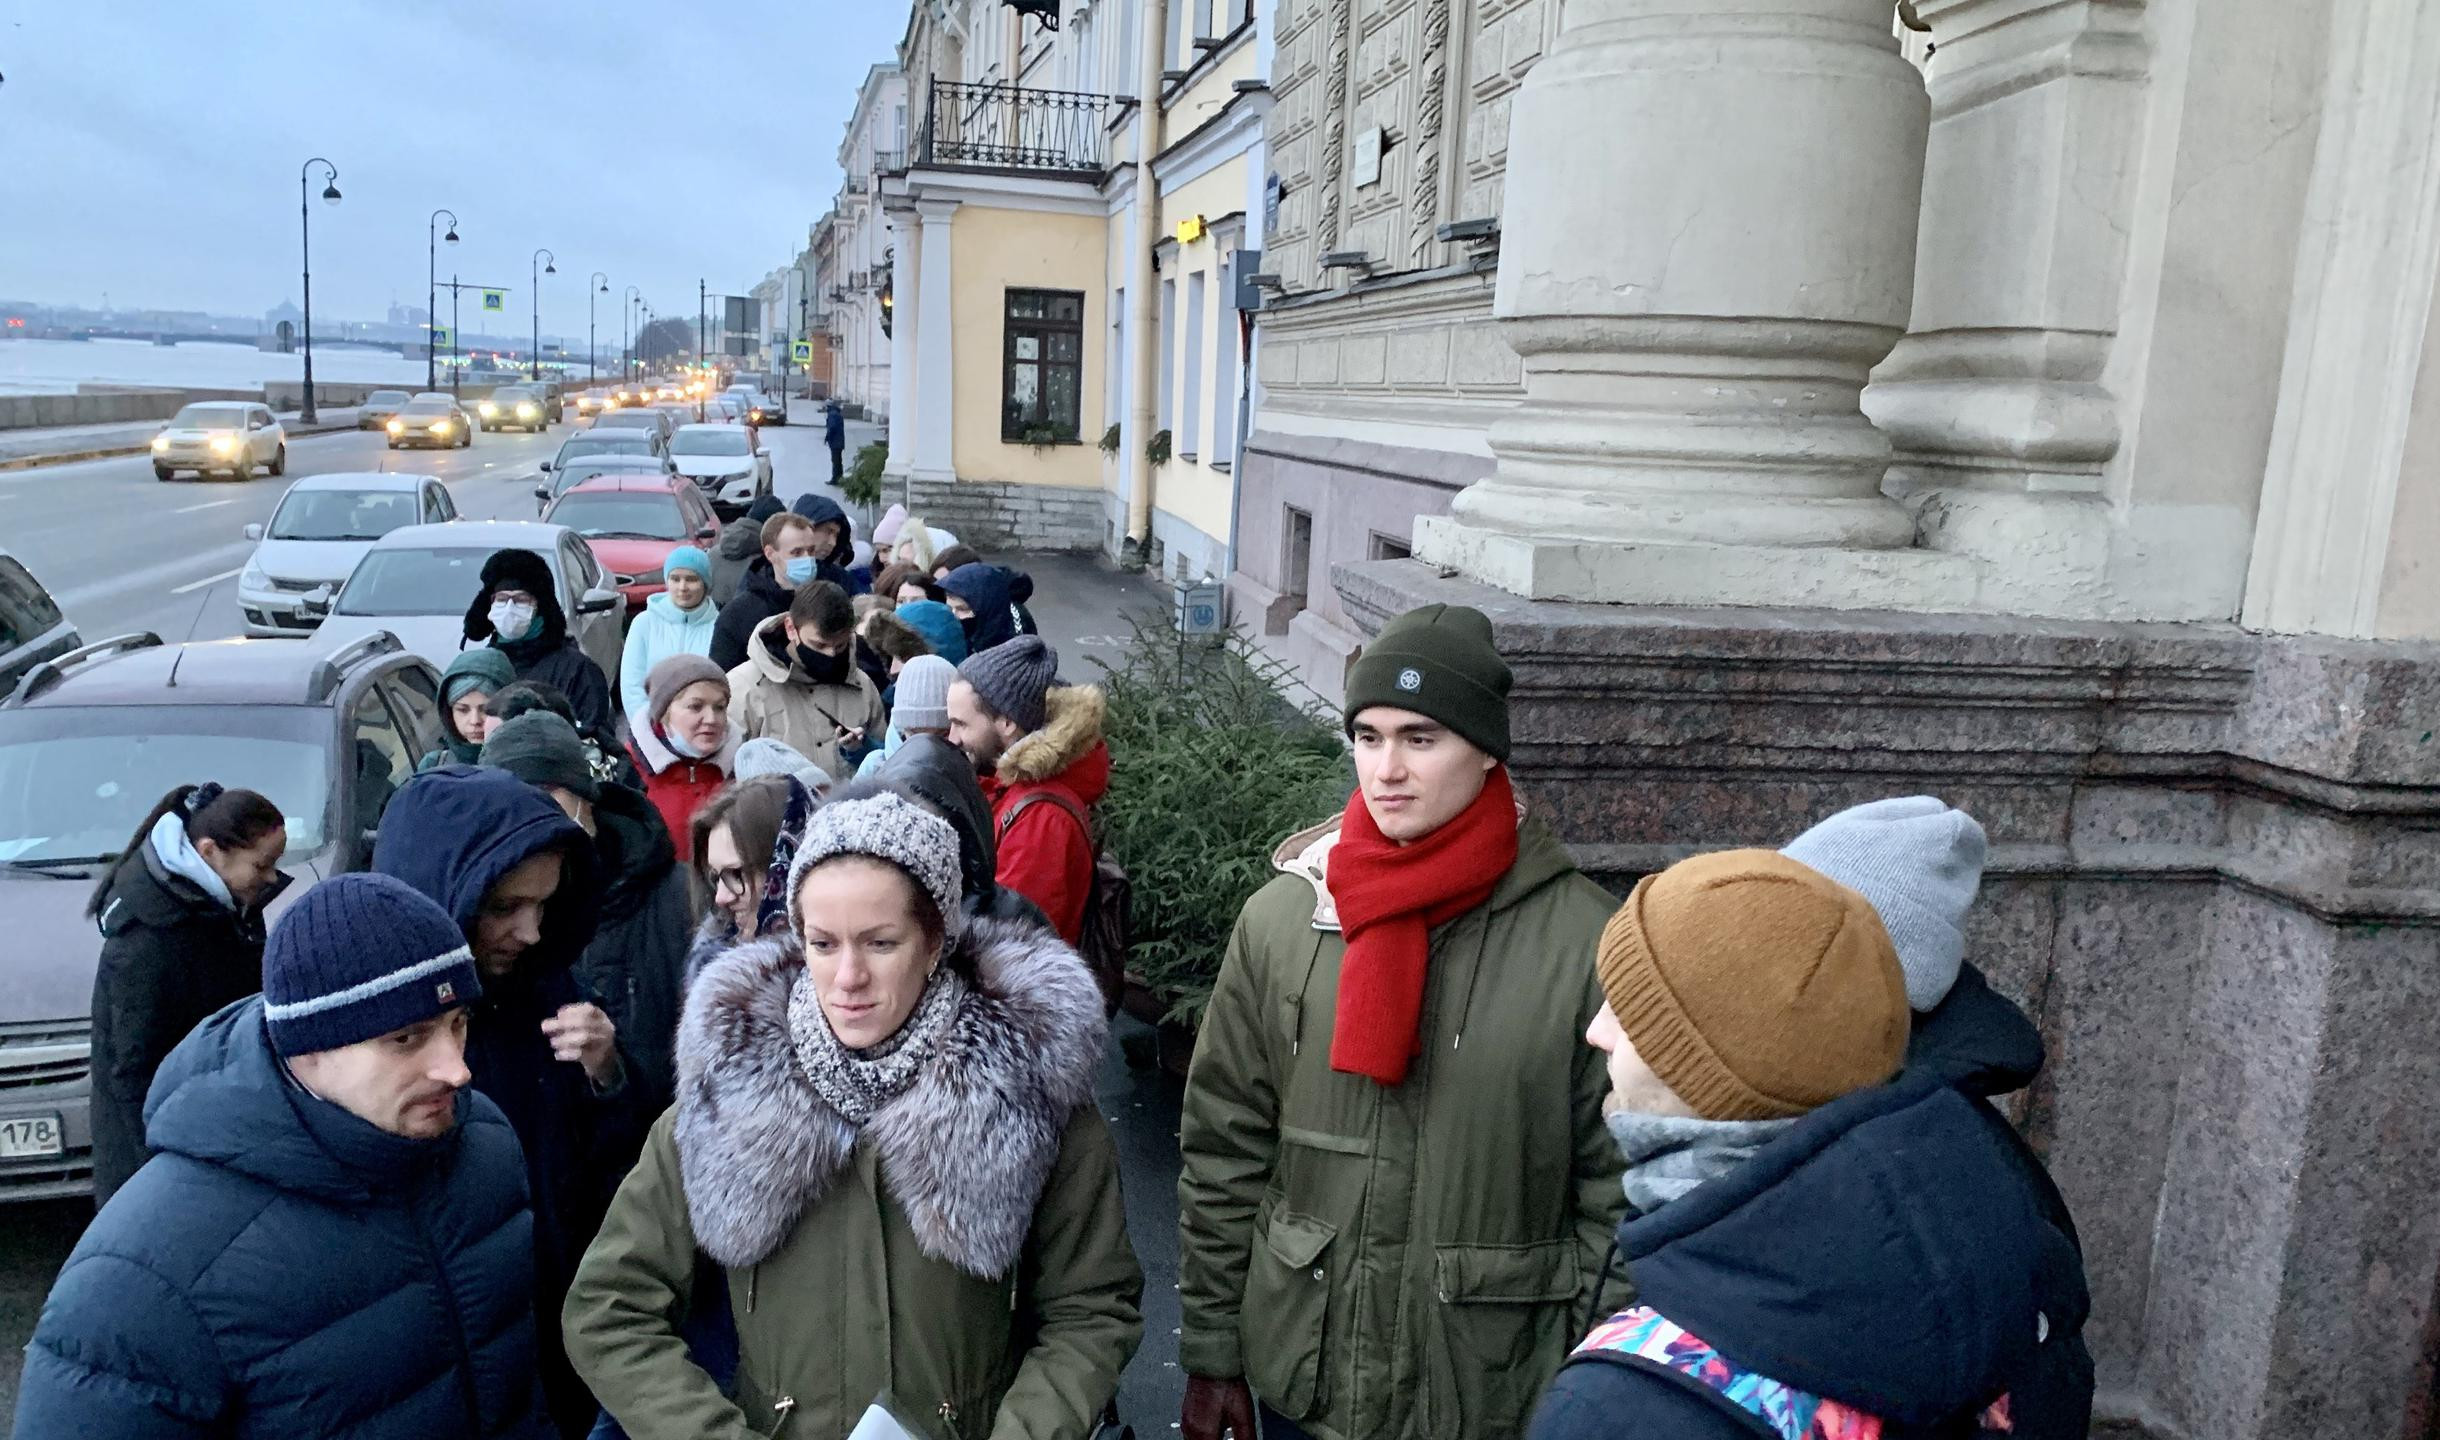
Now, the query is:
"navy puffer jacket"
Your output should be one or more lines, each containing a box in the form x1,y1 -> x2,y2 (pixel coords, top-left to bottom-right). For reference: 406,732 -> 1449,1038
13,997 -> 549,1439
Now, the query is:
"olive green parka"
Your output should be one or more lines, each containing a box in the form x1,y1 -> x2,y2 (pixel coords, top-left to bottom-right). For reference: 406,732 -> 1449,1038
566,917 -> 1143,1440
1177,812 -> 1623,1440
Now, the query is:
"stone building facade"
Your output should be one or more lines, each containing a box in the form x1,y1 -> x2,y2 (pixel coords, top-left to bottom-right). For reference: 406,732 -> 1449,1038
1275,2 -> 2440,1438
830,62 -> 907,420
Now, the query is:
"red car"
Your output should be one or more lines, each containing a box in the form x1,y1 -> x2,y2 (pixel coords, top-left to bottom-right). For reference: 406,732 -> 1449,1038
542,473 -> 722,613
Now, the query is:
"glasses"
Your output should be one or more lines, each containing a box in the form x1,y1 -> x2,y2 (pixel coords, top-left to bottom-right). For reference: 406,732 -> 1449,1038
710,866 -> 751,898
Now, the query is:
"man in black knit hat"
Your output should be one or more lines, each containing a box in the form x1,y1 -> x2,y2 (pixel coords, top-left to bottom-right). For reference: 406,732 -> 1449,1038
464,547 -> 614,739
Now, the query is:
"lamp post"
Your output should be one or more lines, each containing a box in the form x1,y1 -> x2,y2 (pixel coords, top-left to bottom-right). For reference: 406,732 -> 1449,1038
529,248 -> 556,382
588,272 -> 608,384
621,285 -> 639,383
298,158 -> 339,424
426,209 -> 458,389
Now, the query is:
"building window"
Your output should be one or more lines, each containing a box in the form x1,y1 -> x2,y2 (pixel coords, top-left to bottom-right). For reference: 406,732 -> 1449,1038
1368,531 -> 1412,561
1003,289 -> 1085,442
1107,286 -> 1126,453
1157,277 -> 1177,433
1181,271 -> 1206,460
1284,507 -> 1314,606
1213,255 -> 1240,466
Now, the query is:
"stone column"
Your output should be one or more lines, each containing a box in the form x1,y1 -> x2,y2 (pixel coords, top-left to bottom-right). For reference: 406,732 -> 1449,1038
1415,0 -> 1978,610
883,206 -> 921,479
909,199 -> 961,485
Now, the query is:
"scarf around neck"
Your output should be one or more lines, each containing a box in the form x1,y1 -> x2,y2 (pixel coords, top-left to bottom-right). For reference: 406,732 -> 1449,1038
788,962 -> 967,1125
1325,765 -> 1519,1085
1607,1108 -> 1799,1216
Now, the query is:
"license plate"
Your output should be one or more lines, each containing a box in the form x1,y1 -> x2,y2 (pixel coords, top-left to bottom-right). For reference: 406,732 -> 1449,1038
0,1114 -> 63,1159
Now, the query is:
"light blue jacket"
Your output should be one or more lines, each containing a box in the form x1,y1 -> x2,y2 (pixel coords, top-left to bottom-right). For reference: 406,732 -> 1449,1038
618,591 -> 720,726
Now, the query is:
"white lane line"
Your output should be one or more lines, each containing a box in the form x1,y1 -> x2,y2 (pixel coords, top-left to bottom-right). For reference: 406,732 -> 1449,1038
54,543 -> 252,609
172,498 -> 237,514
170,566 -> 245,595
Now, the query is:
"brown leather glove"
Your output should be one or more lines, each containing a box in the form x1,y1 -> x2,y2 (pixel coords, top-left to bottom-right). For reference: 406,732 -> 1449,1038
1182,1374 -> 1260,1440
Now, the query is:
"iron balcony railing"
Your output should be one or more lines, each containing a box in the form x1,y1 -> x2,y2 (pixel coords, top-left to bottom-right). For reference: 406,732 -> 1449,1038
921,80 -> 1111,175
873,149 -> 908,177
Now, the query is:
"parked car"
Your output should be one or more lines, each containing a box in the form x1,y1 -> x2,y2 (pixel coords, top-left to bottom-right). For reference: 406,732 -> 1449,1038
150,402 -> 286,482
542,429 -> 665,482
0,629 -> 444,1200
386,395 -> 473,450
667,422 -> 773,518
237,473 -> 460,636
477,385 -> 555,432
357,390 -> 412,431
533,452 -> 684,515
0,551 -> 78,700
590,406 -> 678,446
544,474 -> 723,613
305,521 -> 625,689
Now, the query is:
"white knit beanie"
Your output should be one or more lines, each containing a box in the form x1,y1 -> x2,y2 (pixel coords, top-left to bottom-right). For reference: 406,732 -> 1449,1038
1781,796 -> 1987,1012
786,790 -> 966,944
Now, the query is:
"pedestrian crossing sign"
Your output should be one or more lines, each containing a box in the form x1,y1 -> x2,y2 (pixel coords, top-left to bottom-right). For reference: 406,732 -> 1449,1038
431,326 -> 452,347
792,340 -> 812,363
481,290 -> 505,312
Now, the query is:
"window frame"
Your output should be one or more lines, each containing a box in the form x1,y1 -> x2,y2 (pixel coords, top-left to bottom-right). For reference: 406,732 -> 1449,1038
1000,287 -> 1087,444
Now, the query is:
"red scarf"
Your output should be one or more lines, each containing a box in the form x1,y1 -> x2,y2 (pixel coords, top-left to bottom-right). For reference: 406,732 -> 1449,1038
1326,765 -> 1519,1085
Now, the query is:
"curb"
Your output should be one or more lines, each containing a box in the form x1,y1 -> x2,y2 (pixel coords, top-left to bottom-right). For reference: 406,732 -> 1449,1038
0,420 -> 366,474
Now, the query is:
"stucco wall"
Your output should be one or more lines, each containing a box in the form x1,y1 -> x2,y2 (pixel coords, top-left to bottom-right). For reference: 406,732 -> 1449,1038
946,203 -> 1108,491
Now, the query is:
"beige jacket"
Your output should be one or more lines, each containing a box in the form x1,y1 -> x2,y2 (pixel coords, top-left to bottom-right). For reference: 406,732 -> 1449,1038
725,614 -> 886,780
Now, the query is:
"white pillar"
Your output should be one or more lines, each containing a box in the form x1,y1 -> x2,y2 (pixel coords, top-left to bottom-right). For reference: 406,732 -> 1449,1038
909,199 -> 961,485
883,209 -> 920,476
1415,0 -> 1976,610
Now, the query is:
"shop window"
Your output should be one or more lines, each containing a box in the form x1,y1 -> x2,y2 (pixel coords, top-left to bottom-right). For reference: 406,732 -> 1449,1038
1002,289 -> 1085,443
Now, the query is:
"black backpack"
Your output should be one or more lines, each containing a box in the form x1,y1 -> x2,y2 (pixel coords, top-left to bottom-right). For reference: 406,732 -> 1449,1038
998,788 -> 1130,1015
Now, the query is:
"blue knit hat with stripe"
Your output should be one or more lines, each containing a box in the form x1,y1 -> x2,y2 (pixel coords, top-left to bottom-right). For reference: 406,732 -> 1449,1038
262,873 -> 482,1057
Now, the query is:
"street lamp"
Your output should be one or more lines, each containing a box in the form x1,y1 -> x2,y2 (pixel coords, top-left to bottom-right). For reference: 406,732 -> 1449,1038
426,208 -> 459,389
298,158 -> 339,424
529,248 -> 556,382
588,272 -> 608,384
622,285 -> 640,382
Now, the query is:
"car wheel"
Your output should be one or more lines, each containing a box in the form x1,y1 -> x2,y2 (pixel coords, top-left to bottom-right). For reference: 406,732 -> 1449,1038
228,454 -> 251,481
461,428 -> 473,449
386,439 -> 400,450
153,464 -> 175,481
270,444 -> 287,476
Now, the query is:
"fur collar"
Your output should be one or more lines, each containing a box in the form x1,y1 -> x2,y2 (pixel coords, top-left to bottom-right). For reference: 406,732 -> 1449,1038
997,684 -> 1106,785
674,916 -> 1108,1277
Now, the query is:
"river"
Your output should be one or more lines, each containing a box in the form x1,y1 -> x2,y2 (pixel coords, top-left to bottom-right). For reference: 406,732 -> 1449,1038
0,336 -> 457,395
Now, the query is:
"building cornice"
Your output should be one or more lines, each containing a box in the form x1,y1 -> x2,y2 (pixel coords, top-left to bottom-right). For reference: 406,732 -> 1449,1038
1154,85 -> 1272,196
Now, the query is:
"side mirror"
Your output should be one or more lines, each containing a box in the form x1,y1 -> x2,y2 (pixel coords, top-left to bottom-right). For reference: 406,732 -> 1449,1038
533,483 -> 551,501
302,585 -> 335,619
576,587 -> 621,616
538,458 -> 553,472
696,525 -> 719,541
242,522 -> 264,542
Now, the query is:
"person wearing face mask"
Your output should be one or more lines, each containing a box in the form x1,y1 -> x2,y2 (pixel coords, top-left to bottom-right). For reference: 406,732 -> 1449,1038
711,495 -> 786,608
15,874 -> 552,1440
422,647 -> 518,772
725,579 -> 886,782
85,782 -> 290,1207
628,655 -> 740,858
938,561 -> 1039,656
565,790 -> 1142,1440
1526,849 -> 2093,1440
790,491 -> 864,595
466,548 -> 615,741
618,546 -> 720,729
709,511 -> 823,672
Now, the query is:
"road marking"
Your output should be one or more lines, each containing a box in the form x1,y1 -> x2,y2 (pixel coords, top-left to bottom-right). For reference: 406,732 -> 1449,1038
172,498 -> 236,514
170,566 -> 245,595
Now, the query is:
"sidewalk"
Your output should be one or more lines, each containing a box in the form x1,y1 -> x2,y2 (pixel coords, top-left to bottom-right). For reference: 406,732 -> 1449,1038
0,405 -> 365,471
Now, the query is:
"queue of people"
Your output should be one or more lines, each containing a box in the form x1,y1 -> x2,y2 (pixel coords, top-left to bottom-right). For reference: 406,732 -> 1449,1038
22,500 -> 2093,1440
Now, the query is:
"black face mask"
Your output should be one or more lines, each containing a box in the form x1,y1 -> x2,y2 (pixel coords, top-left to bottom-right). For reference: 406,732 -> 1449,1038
794,642 -> 852,685
959,613 -> 982,646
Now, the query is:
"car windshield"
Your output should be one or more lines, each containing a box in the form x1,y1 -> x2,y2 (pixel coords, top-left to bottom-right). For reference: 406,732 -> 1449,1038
168,404 -> 245,429
595,411 -> 657,428
672,428 -> 751,457
340,546 -> 549,616
268,488 -> 420,542
494,388 -> 533,402
548,492 -> 685,540
0,706 -> 331,861
560,434 -> 650,460
551,460 -> 661,497
365,391 -> 409,406
401,401 -> 453,418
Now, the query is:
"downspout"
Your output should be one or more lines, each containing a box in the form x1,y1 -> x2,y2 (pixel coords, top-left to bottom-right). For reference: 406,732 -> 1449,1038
1124,0 -> 1171,567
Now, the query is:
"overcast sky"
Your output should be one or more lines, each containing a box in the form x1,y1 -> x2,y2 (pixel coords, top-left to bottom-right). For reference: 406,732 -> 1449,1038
0,0 -> 906,329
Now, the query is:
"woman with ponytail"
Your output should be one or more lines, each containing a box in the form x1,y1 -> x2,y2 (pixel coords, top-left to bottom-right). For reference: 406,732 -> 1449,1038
86,782 -> 288,1206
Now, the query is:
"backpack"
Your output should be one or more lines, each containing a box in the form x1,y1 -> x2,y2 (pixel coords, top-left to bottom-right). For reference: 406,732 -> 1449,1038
999,788 -> 1131,1015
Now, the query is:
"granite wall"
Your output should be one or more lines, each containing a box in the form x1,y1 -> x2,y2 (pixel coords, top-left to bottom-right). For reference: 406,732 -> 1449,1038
1337,557 -> 2440,1440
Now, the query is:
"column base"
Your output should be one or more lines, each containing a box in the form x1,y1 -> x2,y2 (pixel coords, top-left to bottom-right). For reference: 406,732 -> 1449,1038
1413,515 -> 1982,611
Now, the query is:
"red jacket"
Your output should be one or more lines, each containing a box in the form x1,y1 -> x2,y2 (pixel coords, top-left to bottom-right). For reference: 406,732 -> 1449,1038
982,685 -> 1110,945
628,722 -> 740,863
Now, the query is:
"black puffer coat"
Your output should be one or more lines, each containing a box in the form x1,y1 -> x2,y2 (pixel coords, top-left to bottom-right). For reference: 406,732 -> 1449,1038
87,845 -> 287,1206
574,783 -> 695,1103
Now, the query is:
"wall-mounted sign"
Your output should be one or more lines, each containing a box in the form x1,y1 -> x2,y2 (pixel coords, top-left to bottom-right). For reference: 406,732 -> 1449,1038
1353,127 -> 1384,189
1175,214 -> 1208,245
1264,174 -> 1282,239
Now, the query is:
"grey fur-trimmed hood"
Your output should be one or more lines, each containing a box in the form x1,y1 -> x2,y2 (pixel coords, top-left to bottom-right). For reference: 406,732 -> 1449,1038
674,915 -> 1107,1277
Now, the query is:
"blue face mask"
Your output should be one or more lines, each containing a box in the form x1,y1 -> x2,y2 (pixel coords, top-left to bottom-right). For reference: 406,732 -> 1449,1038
784,555 -> 817,585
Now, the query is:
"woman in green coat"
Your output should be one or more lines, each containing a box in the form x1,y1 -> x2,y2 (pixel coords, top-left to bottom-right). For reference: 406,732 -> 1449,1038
565,790 -> 1142,1440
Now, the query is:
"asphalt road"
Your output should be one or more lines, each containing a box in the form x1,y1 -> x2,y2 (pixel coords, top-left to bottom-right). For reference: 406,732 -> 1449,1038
0,409 -> 1193,1433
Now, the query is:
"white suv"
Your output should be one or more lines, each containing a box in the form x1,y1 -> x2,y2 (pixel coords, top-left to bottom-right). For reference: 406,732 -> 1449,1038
151,402 -> 286,481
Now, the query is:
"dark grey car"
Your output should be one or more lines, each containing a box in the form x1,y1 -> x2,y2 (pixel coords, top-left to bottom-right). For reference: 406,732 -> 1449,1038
0,631 -> 444,1199
0,551 -> 79,702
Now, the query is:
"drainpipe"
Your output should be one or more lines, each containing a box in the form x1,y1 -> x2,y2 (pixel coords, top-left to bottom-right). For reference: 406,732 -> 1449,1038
1124,0 -> 1171,567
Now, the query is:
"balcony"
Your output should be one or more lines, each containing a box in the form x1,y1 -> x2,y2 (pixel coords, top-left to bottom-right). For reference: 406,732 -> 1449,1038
920,80 -> 1111,176
874,149 -> 908,178
844,173 -> 870,195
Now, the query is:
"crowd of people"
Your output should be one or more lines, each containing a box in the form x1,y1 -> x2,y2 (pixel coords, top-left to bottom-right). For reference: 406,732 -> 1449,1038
18,532 -> 2096,1439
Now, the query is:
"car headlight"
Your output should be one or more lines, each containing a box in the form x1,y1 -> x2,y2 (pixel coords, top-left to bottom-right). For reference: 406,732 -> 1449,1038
516,403 -> 539,418
478,401 -> 498,417
430,421 -> 452,434
387,419 -> 405,433
151,436 -> 169,451
208,435 -> 239,455
240,564 -> 268,590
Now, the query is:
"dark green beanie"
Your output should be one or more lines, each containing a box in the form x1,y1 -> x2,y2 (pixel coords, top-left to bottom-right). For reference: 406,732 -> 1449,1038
1342,604 -> 1512,760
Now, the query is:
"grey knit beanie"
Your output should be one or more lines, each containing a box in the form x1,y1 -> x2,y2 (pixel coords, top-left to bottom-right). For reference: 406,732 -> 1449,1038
735,736 -> 831,792
1782,796 -> 1987,1011
479,712 -> 600,802
645,652 -> 730,724
786,790 -> 966,944
957,635 -> 1058,733
893,654 -> 958,734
